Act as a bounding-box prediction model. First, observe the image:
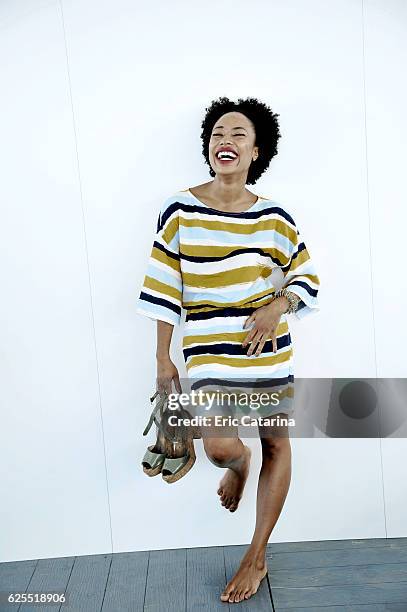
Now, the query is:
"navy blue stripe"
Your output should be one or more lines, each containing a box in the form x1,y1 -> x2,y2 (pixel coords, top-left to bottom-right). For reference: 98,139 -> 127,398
159,200 -> 297,227
190,374 -> 294,390
185,305 -> 258,321
284,280 -> 319,298
153,240 -> 180,262
182,334 -> 291,360
138,292 -> 181,316
180,246 -> 283,265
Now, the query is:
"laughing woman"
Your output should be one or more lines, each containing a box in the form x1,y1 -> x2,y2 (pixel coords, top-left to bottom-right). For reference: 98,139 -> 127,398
136,96 -> 320,604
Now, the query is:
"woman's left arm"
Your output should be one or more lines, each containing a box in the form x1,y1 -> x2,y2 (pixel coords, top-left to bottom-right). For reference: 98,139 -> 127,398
242,212 -> 321,355
278,217 -> 320,320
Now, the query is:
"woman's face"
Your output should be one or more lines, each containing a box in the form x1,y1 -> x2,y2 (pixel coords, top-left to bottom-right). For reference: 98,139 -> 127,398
209,111 -> 258,179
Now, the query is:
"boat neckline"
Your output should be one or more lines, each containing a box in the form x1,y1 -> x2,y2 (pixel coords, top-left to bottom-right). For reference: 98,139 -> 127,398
186,188 -> 268,215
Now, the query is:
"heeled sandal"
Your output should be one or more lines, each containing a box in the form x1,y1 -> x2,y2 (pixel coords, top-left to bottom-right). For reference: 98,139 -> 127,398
141,390 -> 168,477
141,389 -> 198,483
159,404 -> 196,484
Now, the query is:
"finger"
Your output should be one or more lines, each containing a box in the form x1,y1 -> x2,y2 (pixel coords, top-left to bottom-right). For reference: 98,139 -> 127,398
242,329 -> 256,347
247,331 -> 263,355
271,335 -> 278,353
243,313 -> 255,330
254,336 -> 267,357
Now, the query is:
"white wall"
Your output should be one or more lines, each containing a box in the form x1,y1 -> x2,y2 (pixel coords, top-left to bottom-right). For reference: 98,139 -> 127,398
0,0 -> 405,562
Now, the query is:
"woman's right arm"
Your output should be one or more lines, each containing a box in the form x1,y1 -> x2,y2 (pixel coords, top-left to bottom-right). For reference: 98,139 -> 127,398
135,196 -> 184,395
156,320 -> 182,395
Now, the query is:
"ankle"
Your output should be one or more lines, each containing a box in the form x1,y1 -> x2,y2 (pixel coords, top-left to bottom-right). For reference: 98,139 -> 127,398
241,547 -> 266,569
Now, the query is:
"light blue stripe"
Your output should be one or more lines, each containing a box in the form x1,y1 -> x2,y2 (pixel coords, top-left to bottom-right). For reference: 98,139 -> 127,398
182,226 -> 291,248
136,300 -> 180,326
186,364 -> 293,379
145,261 -> 181,289
183,280 -> 274,304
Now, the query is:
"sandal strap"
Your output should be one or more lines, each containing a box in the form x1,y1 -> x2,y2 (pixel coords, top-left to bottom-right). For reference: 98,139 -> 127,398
142,448 -> 166,469
143,390 -> 168,436
162,454 -> 189,475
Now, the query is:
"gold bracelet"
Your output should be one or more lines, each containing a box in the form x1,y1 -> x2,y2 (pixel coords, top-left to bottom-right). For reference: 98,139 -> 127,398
274,288 -> 301,314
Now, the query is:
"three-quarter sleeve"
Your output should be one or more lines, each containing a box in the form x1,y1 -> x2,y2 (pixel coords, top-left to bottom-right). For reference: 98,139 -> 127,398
278,211 -> 320,321
135,197 -> 183,326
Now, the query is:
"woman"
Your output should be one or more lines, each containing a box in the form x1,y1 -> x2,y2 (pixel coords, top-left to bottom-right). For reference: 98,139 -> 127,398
136,96 -> 320,604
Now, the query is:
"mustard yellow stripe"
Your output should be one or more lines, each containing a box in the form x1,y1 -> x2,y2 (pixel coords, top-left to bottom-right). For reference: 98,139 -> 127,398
182,320 -> 289,348
182,287 -> 277,312
285,248 -> 316,273
285,272 -> 320,286
180,216 -> 297,242
143,276 -> 182,302
182,265 -> 268,288
186,348 -> 293,370
180,243 -> 289,268
161,215 -> 179,244
151,245 -> 180,274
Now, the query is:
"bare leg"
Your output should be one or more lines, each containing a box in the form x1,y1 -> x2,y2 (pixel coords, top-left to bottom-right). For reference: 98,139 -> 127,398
202,424 -> 251,513
220,413 -> 292,603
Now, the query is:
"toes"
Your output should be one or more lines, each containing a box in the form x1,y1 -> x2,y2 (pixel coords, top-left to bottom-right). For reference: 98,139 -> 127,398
220,584 -> 234,602
229,497 -> 239,512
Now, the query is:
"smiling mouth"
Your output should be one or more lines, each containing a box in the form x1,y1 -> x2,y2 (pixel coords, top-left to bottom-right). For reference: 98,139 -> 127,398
215,151 -> 238,163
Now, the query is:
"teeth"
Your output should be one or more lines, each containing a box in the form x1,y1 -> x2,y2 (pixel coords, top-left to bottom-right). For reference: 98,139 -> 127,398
217,151 -> 237,159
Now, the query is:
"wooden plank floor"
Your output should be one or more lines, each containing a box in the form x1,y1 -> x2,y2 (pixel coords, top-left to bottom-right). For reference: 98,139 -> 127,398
0,538 -> 406,611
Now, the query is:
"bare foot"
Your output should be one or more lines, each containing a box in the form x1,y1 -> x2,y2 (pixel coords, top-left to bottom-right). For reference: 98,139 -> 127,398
220,559 -> 268,603
217,446 -> 251,512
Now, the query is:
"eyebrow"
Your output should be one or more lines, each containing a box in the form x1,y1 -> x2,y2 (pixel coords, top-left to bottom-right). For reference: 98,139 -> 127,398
212,126 -> 248,131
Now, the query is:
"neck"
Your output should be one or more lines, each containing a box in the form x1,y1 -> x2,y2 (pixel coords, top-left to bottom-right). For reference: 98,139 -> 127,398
208,176 -> 249,203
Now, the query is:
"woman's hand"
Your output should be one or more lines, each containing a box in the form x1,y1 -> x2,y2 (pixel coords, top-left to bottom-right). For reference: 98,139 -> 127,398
242,298 -> 288,356
156,354 -> 182,395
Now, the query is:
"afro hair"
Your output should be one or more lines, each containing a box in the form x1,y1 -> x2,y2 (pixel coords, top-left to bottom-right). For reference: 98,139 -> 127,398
200,96 -> 281,185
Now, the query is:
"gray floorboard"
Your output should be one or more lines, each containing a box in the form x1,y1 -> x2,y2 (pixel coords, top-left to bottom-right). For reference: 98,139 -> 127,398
267,537 -> 407,554
1,538 -> 406,611
57,554 -> 111,612
266,545 -> 407,571
271,562 -> 407,588
276,605 -> 388,611
272,581 -> 407,608
268,541 -> 407,610
144,548 -> 186,612
0,560 -> 37,612
18,557 -> 74,612
101,551 -> 148,612
186,546 -> 228,611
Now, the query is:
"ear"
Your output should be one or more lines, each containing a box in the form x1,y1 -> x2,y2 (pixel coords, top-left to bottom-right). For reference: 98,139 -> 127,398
253,146 -> 259,161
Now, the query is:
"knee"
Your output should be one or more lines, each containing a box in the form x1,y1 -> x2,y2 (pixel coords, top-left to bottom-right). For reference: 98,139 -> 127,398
261,436 -> 290,460
204,440 -> 233,467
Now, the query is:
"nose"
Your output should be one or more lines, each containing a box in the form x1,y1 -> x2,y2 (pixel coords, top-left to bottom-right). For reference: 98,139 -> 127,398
219,135 -> 234,146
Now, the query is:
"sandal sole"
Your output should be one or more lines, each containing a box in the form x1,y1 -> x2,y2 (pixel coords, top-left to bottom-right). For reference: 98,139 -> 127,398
142,465 -> 163,477
162,442 -> 196,484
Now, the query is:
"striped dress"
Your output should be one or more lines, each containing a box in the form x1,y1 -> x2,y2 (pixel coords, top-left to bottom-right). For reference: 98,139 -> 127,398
136,188 -> 320,420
